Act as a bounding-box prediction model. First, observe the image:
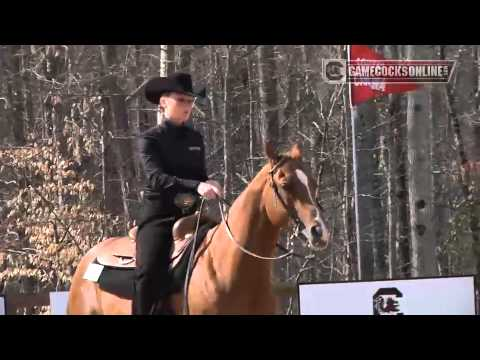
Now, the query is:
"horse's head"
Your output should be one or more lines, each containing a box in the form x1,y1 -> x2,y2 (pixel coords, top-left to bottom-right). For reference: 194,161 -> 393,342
264,142 -> 330,251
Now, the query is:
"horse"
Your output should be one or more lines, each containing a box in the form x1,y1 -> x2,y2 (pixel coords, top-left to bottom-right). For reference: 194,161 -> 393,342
66,142 -> 330,315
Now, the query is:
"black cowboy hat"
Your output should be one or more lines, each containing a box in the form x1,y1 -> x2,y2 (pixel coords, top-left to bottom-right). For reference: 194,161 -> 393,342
145,72 -> 206,104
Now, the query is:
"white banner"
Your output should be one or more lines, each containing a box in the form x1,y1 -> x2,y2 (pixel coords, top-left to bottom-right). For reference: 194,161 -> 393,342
298,275 -> 476,315
0,296 -> 4,315
49,292 -> 69,315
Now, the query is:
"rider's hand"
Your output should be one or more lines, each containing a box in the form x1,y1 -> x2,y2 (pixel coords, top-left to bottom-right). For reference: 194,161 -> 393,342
206,180 -> 223,197
197,182 -> 221,200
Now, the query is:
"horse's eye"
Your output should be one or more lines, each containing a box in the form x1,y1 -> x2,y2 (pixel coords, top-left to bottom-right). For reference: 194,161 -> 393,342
281,175 -> 294,189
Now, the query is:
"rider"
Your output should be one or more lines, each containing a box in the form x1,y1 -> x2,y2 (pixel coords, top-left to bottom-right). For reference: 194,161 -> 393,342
133,72 -> 222,315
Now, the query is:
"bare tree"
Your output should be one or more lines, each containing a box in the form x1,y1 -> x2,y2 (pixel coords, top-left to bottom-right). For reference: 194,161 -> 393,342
245,45 -> 258,176
341,86 -> 354,280
222,46 -> 234,203
431,47 -> 452,275
443,45 -> 480,279
22,45 -> 35,134
177,45 -> 193,73
160,45 -> 175,77
98,45 -> 125,219
352,100 -> 377,280
8,45 -> 26,146
257,45 -> 279,147
405,45 -> 437,278
0,45 -> 8,143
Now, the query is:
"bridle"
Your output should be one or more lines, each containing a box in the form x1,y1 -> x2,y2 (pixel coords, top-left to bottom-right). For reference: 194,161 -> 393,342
267,156 -> 303,229
268,156 -> 326,251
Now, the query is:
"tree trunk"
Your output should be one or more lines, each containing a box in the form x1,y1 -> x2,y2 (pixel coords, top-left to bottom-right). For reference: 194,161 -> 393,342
391,91 -> 411,278
207,46 -> 220,171
0,45 -> 8,143
246,46 -> 256,177
283,46 -> 300,144
22,45 -> 35,134
371,46 -> 388,280
53,96 -> 65,209
386,92 -> 401,278
257,45 -> 279,147
450,46 -> 480,163
160,45 -> 175,77
102,45 -> 139,227
44,46 -> 69,209
443,45 -> 480,282
42,46 -> 68,156
222,46 -> 234,203
385,43 -> 406,279
431,47 -> 452,276
158,45 -> 175,127
342,85 -> 354,280
352,100 -> 377,280
178,45 -> 193,73
9,45 -> 25,146
133,45 -> 146,200
99,46 -> 125,220
406,45 -> 437,278
299,46 -> 316,174
375,134 -> 388,280
475,45 -> 480,160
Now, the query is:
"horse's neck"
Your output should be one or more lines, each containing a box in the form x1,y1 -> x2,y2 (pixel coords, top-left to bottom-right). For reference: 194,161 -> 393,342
211,167 -> 279,289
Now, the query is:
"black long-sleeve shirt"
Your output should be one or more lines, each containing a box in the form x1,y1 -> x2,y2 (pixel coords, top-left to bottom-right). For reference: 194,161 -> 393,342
138,120 -> 208,215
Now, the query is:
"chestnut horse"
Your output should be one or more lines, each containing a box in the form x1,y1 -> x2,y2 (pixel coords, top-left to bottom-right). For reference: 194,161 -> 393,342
67,143 -> 330,314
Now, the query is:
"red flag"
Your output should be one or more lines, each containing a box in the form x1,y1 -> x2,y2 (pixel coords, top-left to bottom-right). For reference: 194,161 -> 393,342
349,45 -> 421,106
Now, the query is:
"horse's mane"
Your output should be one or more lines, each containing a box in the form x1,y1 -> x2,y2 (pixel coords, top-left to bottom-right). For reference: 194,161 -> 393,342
229,151 -> 296,207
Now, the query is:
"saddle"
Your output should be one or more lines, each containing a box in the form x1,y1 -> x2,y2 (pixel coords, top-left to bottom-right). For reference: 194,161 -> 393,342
96,198 -> 222,270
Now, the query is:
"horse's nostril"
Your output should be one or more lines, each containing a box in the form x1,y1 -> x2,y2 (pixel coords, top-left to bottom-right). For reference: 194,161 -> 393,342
311,225 -> 322,238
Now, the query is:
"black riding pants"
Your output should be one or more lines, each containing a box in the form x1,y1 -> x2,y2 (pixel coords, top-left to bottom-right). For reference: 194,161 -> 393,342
132,198 -> 178,315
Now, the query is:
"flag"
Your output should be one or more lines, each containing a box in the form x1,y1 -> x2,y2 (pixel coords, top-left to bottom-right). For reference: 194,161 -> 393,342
349,45 -> 421,106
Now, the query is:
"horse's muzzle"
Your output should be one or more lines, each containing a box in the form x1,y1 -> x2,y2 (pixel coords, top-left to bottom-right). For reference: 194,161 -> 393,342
306,223 -> 329,251
311,224 -> 322,239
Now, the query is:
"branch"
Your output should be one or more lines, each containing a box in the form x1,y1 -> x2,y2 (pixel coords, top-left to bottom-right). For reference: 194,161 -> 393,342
238,45 -> 261,60
2,248 -> 52,263
52,222 -> 74,255
206,119 -> 248,160
297,130 -> 314,145
28,186 -> 83,253
126,107 -> 157,112
193,104 -> 206,118
0,180 -> 16,185
107,131 -> 137,140
311,120 -> 324,135
0,231 -> 20,242
0,145 -> 35,150
326,83 -> 344,122
0,97 -> 9,109
125,78 -> 149,102
235,173 -> 249,185
286,255 -> 316,314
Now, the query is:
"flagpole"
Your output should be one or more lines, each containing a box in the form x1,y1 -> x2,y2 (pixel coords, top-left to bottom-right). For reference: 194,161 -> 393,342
347,44 -> 363,281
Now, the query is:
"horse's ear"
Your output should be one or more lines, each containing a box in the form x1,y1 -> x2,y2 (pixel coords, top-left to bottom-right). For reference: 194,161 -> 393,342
290,143 -> 303,160
265,141 -> 279,163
